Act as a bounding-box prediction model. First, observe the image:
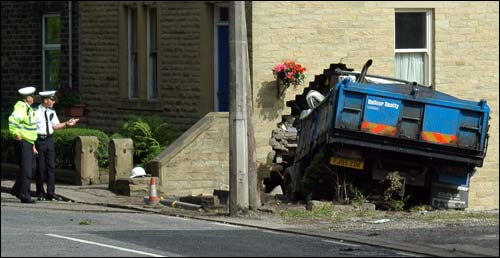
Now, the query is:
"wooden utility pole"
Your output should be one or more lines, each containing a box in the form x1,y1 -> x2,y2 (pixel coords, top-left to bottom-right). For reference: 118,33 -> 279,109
242,2 -> 261,210
229,1 -> 249,215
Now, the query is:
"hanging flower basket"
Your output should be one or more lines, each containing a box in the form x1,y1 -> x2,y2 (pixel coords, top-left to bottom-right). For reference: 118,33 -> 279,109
272,61 -> 307,98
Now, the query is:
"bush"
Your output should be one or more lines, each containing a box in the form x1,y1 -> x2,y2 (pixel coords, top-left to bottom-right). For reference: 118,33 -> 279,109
113,115 -> 181,167
1,128 -> 109,169
131,115 -> 180,147
54,128 -> 109,169
1,129 -> 16,163
379,171 -> 409,211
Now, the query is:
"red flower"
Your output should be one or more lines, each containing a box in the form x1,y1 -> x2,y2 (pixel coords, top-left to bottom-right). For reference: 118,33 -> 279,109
272,61 -> 307,87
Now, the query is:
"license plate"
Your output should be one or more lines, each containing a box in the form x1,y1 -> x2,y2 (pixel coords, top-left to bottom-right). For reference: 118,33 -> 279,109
330,156 -> 364,170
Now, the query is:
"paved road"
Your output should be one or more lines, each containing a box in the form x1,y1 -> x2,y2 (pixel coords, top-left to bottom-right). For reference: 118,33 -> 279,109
1,194 -> 421,257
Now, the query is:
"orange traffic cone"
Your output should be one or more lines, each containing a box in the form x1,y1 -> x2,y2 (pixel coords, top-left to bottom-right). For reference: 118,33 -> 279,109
148,177 -> 159,205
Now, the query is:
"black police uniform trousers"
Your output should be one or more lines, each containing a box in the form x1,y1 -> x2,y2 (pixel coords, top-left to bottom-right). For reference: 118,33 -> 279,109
35,136 -> 56,199
11,139 -> 36,202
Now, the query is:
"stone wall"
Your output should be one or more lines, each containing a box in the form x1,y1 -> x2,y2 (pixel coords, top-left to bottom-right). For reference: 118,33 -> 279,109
79,1 -> 210,133
251,1 -> 499,209
150,112 -> 229,197
78,1 -> 121,132
0,1 -> 79,111
157,2 -> 206,128
431,2 -> 499,210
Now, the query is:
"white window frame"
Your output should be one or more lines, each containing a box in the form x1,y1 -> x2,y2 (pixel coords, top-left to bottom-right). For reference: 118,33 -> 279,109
128,8 -> 138,99
147,6 -> 158,100
394,9 -> 433,86
213,4 -> 229,111
42,14 -> 61,90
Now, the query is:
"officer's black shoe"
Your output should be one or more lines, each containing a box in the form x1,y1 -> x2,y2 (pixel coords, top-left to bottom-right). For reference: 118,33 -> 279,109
37,194 -> 46,201
46,195 -> 62,201
21,199 -> 36,204
10,190 -> 20,199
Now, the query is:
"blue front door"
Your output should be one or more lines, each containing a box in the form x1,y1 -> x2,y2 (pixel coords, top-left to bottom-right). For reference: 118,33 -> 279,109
217,24 -> 229,112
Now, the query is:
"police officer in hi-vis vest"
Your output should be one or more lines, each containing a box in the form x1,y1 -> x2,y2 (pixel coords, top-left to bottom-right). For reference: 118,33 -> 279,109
9,86 -> 38,203
34,90 -> 79,201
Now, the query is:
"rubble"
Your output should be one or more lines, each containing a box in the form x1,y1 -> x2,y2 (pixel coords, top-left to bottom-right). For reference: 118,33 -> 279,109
264,115 -> 298,193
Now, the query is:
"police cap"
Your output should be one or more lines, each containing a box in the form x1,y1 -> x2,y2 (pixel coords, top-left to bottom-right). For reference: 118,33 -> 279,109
39,90 -> 57,100
18,86 -> 36,96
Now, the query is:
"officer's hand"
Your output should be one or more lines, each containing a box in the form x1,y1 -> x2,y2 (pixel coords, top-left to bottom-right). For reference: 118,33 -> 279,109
15,135 -> 21,141
67,118 -> 80,126
33,146 -> 38,155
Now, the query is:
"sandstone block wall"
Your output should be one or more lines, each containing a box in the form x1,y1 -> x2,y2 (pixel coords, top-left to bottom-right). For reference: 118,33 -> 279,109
150,112 -> 229,197
1,1 -> 79,111
79,2 -> 209,133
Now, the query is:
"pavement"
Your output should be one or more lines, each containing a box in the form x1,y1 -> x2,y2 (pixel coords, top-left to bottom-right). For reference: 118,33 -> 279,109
1,177 -> 498,257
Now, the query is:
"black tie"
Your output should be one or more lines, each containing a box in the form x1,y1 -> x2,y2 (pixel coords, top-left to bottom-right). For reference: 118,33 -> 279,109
44,109 -> 50,135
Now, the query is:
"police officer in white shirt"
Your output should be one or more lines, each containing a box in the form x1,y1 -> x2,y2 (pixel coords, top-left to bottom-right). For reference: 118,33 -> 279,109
34,90 -> 79,201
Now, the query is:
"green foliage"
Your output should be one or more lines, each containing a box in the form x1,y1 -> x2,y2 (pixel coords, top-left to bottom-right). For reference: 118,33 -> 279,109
142,145 -> 163,165
410,205 -> 432,212
1,129 -> 16,163
116,115 -> 180,166
141,115 -> 181,147
1,128 -> 109,169
388,199 -> 406,211
419,210 -> 499,222
1,111 -> 10,130
346,183 -> 366,205
53,128 -> 109,168
382,171 -> 404,201
279,203 -> 381,223
79,219 -> 92,225
279,204 -> 335,220
379,171 -> 409,211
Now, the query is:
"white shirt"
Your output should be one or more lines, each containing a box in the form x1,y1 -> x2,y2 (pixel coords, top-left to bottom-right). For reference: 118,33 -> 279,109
34,104 -> 60,135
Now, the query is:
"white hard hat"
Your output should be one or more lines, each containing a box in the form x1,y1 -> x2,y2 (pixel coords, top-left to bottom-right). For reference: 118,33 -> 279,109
306,90 -> 325,109
130,167 -> 146,178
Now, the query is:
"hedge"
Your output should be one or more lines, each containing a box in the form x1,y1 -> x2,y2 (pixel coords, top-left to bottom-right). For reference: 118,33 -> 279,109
1,128 -> 109,169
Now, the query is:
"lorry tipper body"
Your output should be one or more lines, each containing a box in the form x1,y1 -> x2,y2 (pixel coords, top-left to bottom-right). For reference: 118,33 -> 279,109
286,60 -> 490,209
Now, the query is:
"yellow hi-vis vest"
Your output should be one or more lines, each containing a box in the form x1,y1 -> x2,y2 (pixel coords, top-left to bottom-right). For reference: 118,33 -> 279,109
9,101 -> 37,144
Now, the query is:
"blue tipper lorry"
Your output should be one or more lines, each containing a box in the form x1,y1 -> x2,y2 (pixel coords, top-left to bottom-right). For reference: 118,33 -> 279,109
287,60 -> 490,209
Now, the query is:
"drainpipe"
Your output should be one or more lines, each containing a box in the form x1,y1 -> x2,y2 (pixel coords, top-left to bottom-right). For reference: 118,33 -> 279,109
68,1 -> 72,88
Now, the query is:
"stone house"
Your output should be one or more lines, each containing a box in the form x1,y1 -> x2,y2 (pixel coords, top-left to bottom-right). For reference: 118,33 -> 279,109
1,1 -> 79,113
1,1 -> 498,209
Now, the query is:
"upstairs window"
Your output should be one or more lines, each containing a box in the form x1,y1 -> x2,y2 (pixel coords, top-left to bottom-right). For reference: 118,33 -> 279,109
128,8 -> 138,99
120,4 -> 159,103
147,7 -> 158,100
43,15 -> 61,90
395,10 -> 433,86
